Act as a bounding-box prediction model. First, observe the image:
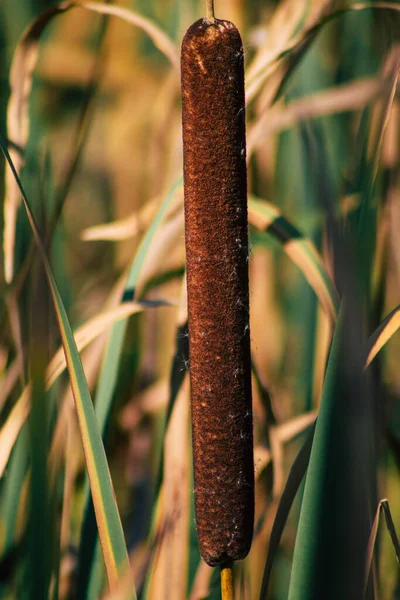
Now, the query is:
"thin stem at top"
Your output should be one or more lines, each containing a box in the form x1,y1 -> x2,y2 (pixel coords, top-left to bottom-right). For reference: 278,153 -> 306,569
220,563 -> 234,600
206,0 -> 215,22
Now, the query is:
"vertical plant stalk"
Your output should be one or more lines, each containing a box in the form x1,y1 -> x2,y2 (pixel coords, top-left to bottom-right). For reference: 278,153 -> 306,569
29,262 -> 52,598
206,0 -> 215,22
181,16 -> 254,566
220,563 -> 234,600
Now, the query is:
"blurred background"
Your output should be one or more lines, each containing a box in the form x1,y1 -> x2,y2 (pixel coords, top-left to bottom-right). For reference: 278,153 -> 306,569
0,0 -> 400,598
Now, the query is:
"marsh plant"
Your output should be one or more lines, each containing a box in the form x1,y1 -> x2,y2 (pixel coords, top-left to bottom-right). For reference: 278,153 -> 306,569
0,0 -> 399,599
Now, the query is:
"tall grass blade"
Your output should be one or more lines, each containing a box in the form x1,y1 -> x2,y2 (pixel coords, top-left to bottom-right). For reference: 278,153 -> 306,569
365,304 -> 400,368
135,280 -> 189,598
28,264 -> 53,599
0,135 -> 130,593
370,54 -> 400,184
244,3 -> 400,107
244,0 -> 331,103
258,423 -> 315,599
364,499 -> 400,594
0,358 -> 20,412
272,3 -> 400,104
287,305 -> 374,599
251,358 -> 276,426
381,500 -> 400,564
77,178 -> 182,596
1,425 -> 29,554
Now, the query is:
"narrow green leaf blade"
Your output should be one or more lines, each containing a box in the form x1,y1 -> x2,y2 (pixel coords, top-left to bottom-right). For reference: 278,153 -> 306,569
77,178 -> 182,596
259,423 -> 315,599
95,177 -> 182,435
0,135 -> 131,594
288,305 -> 374,599
365,304 -> 400,368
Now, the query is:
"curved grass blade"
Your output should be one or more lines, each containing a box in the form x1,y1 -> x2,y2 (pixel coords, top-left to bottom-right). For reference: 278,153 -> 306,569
246,76 -> 386,157
83,2 -> 178,70
272,2 -> 400,104
251,358 -> 276,426
244,0 -> 329,103
1,424 -> 29,556
81,190 -> 182,243
258,422 -> 316,599
0,135 -> 130,593
370,55 -> 400,185
81,198 -> 158,242
380,501 -> 400,562
365,499 -> 400,594
365,304 -> 400,368
248,196 -> 339,323
47,300 -> 171,388
134,208 -> 184,299
245,3 -> 400,106
0,388 -> 30,480
0,358 -> 20,413
4,0 -> 178,282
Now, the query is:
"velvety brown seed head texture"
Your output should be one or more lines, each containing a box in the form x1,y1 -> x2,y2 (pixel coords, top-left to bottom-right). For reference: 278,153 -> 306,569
181,18 -> 254,566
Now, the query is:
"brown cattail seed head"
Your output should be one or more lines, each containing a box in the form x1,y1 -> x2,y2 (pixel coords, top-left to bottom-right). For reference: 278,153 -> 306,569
181,18 -> 254,566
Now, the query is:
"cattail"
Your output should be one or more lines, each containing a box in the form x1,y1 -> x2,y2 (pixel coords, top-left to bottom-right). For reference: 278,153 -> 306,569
181,12 -> 254,567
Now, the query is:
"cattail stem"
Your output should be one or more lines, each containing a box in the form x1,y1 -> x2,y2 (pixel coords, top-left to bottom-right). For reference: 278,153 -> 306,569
221,563 -> 234,600
205,0 -> 215,21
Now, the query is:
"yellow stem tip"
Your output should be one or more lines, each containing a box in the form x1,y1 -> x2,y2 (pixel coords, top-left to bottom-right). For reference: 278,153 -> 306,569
221,563 -> 234,600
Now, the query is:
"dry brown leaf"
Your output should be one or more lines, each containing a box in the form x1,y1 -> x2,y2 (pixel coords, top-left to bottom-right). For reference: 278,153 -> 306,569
47,302 -> 145,386
247,77 -> 382,156
277,411 -> 317,443
0,358 -> 20,413
189,561 -> 214,600
0,387 -> 31,478
245,0 -> 332,103
248,202 -> 339,324
81,191 -> 182,242
269,411 -> 317,499
135,207 -> 184,298
147,376 -> 191,600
